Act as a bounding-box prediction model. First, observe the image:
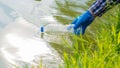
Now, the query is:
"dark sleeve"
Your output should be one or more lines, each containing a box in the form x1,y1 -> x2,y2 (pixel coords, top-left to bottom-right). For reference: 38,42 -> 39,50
118,0 -> 120,3
89,0 -> 120,17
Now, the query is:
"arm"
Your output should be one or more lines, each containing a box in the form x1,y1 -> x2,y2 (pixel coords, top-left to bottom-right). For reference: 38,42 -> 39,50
89,0 -> 120,17
68,0 -> 120,35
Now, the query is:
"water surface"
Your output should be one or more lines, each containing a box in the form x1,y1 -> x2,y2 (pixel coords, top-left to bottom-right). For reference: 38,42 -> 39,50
0,0 -> 90,67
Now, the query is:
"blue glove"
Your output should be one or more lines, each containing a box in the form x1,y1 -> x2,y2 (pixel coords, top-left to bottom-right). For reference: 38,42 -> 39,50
68,10 -> 95,35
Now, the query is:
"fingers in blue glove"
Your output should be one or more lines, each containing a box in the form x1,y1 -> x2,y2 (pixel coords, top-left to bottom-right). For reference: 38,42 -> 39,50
82,25 -> 87,35
74,27 -> 81,35
72,11 -> 95,35
73,25 -> 87,35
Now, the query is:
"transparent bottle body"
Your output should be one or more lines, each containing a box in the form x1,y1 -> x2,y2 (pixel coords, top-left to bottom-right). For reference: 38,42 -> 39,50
41,24 -> 74,33
35,24 -> 74,38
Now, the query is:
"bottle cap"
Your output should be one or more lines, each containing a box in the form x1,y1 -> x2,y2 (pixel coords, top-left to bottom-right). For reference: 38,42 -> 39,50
40,26 -> 44,32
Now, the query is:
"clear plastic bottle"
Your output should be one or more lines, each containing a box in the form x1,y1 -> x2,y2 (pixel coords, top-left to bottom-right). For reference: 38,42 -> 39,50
40,24 -> 74,33
36,24 -> 75,38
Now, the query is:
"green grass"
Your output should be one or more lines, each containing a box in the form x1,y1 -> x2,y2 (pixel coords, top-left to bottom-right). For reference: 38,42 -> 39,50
62,5 -> 120,68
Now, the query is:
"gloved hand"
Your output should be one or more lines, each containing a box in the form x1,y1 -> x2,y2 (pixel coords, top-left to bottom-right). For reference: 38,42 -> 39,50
67,10 -> 95,35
